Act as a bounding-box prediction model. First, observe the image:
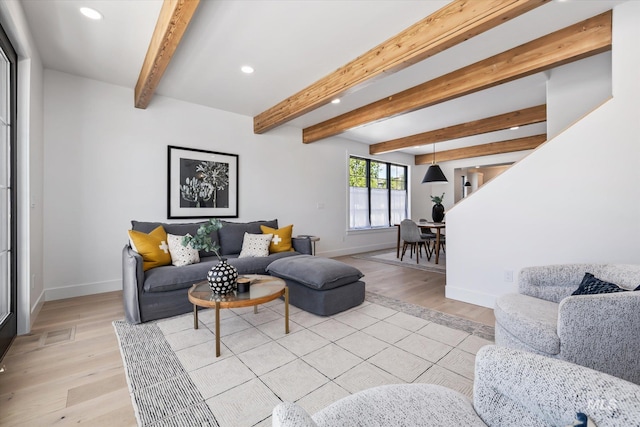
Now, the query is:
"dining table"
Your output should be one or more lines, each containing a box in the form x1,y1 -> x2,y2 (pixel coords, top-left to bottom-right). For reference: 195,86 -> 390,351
395,221 -> 446,264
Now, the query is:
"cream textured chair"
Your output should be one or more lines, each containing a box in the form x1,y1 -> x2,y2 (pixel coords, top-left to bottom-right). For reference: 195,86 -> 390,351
272,345 -> 640,427
494,263 -> 640,384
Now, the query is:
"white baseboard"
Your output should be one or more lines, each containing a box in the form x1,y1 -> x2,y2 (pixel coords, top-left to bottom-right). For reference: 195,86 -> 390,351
318,243 -> 396,258
30,290 -> 45,327
45,279 -> 122,301
445,285 -> 496,309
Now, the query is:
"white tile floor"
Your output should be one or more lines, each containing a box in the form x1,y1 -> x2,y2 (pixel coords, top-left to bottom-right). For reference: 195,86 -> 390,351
157,299 -> 493,427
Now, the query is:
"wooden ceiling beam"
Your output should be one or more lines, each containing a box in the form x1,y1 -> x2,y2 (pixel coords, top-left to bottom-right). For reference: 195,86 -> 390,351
253,0 -> 550,134
134,0 -> 200,109
414,134 -> 546,164
370,105 -> 546,155
304,11 -> 612,144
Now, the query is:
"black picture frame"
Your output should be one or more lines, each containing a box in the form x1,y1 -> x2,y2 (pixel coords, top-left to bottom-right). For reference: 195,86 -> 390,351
167,145 -> 239,218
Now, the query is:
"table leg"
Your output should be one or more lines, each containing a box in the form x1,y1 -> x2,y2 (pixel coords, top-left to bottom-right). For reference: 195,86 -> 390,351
435,229 -> 441,264
193,305 -> 198,329
254,305 -> 258,314
215,301 -> 221,357
284,287 -> 290,334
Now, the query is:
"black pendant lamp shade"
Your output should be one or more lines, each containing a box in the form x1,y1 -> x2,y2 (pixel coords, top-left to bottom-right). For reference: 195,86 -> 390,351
422,144 -> 448,183
464,181 -> 472,187
422,165 -> 448,183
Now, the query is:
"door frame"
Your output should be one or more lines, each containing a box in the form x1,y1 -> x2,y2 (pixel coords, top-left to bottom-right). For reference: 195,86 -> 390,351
0,20 -> 18,362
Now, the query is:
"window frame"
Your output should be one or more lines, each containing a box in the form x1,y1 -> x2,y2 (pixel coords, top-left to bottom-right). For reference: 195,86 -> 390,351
348,155 -> 408,231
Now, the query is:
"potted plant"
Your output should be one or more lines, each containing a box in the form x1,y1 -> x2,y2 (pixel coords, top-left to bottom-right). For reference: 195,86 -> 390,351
430,193 -> 445,223
182,218 -> 238,294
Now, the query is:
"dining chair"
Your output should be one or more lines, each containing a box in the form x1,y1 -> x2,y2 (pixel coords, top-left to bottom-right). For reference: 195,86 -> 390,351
417,220 -> 439,259
438,232 -> 446,253
400,219 -> 432,263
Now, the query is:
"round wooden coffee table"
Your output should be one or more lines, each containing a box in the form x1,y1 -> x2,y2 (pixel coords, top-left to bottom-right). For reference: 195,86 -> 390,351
188,274 -> 289,357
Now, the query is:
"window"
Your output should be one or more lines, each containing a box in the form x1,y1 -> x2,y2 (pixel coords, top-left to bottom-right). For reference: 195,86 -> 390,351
349,156 -> 408,230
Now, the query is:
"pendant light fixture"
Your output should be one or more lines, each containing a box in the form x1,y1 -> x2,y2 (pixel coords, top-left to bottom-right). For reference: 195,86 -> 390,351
422,144 -> 448,183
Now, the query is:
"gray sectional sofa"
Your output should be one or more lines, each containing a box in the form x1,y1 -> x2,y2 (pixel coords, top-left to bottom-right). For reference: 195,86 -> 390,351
123,219 -> 312,324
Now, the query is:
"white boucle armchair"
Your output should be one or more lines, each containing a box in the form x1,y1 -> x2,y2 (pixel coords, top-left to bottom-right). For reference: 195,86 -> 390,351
494,263 -> 640,384
272,345 -> 640,427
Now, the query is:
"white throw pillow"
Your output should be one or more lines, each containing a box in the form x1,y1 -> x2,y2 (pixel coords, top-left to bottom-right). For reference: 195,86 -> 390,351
239,233 -> 273,258
167,233 -> 200,266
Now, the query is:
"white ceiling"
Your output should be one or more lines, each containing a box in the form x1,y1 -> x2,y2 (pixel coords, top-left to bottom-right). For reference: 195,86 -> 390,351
19,0 -> 623,157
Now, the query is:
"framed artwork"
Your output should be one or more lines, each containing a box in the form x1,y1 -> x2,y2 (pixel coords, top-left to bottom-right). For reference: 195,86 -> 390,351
167,145 -> 239,218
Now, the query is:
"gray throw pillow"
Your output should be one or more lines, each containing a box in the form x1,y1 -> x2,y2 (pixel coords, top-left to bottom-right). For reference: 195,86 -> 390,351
218,220 -> 278,255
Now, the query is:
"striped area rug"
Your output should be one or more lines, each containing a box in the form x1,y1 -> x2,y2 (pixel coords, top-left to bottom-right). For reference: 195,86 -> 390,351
114,292 -> 493,427
114,320 -> 220,427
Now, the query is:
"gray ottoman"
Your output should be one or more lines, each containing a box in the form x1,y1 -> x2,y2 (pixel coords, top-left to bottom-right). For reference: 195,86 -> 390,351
266,255 -> 365,316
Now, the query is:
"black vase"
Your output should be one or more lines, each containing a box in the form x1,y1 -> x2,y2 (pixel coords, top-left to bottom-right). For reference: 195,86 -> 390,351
207,258 -> 239,294
432,203 -> 445,223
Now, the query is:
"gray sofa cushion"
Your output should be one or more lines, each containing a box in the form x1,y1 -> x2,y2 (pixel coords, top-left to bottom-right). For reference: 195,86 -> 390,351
266,255 -> 364,290
143,252 -> 301,292
227,251 -> 300,275
143,256 -> 218,292
131,220 -> 220,258
218,219 -> 278,255
144,252 -> 299,292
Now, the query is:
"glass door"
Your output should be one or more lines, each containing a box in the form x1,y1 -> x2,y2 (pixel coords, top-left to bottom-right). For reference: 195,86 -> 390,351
0,22 -> 17,362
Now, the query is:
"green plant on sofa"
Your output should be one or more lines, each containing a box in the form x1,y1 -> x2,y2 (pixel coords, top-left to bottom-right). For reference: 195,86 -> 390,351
181,218 -> 223,260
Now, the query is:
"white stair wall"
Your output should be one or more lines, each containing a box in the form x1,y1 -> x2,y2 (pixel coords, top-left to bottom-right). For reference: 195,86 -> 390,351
445,2 -> 640,308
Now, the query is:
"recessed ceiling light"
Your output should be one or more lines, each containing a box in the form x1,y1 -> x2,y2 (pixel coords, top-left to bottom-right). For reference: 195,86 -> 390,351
510,126 -> 520,130
241,65 -> 254,74
331,98 -> 341,104
80,7 -> 103,20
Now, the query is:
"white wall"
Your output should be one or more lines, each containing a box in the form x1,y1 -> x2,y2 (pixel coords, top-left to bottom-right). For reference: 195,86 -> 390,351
446,2 -> 640,308
547,52 -> 612,139
43,70 -> 413,299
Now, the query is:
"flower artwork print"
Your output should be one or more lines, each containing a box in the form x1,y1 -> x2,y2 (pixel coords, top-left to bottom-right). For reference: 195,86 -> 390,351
179,158 -> 230,209
168,146 -> 239,218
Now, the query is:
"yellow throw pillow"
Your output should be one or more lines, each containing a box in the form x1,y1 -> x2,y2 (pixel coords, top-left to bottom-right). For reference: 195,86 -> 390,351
260,224 -> 294,253
128,226 -> 172,271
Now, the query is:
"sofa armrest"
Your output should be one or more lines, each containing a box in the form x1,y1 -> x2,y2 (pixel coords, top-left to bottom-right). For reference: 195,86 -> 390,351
518,264 -> 607,303
292,237 -> 313,255
474,345 -> 640,426
272,402 -> 318,427
558,292 -> 640,384
122,244 -> 144,324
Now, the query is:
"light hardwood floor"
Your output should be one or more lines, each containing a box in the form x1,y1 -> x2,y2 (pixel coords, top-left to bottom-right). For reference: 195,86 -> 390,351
0,254 -> 494,426
336,255 -> 495,327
